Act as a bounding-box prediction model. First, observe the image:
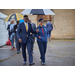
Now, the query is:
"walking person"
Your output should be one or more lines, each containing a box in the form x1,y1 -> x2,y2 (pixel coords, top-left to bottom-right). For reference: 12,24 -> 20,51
17,15 -> 39,66
7,22 -> 11,39
35,18 -> 48,65
14,21 -> 21,54
28,19 -> 36,53
7,22 -> 12,46
10,20 -> 17,50
46,21 -> 53,41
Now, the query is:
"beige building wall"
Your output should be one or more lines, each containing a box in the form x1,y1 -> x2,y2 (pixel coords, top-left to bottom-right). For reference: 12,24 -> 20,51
52,9 -> 75,39
0,9 -> 75,39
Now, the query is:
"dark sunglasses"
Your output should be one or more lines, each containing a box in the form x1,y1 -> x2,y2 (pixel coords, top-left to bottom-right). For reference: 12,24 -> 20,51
24,17 -> 28,19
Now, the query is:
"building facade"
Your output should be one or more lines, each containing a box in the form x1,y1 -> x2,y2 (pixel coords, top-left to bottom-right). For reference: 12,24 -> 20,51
0,9 -> 75,39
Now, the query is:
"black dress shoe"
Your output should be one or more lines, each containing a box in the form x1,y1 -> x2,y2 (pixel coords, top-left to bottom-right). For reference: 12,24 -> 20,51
29,62 -> 35,66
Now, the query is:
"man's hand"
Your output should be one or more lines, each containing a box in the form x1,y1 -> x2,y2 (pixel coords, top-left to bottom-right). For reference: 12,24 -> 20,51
19,39 -> 22,43
36,29 -> 39,33
39,36 -> 41,39
8,29 -> 11,31
30,32 -> 32,34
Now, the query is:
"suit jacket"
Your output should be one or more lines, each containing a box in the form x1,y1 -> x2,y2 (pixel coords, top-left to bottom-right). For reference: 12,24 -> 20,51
46,22 -> 53,31
31,23 -> 36,37
14,24 -> 18,34
35,25 -> 48,42
17,22 -> 36,43
7,24 -> 11,36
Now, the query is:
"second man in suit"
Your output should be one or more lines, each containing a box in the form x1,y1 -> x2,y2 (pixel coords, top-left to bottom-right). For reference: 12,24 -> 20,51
28,19 -> 36,53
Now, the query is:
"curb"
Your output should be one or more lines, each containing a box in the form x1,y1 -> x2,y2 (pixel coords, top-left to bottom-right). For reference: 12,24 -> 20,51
0,44 -> 6,48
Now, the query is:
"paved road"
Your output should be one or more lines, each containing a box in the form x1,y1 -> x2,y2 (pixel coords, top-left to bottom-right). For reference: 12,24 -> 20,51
0,41 -> 75,66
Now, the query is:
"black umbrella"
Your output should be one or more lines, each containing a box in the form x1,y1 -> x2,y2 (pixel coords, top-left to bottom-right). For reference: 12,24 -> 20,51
21,9 -> 55,26
21,9 -> 55,15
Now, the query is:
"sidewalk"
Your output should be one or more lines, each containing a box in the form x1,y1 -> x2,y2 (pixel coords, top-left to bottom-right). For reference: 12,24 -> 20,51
0,41 -> 75,66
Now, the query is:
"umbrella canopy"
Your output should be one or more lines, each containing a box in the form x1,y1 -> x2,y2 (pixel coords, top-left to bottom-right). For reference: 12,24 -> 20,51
4,13 -> 23,22
21,9 -> 55,15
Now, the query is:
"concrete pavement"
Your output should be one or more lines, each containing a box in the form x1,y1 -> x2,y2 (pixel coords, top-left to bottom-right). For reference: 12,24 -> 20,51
0,41 -> 75,66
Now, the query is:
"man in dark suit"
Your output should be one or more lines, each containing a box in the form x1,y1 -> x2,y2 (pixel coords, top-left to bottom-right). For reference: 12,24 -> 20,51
28,19 -> 36,53
17,15 -> 39,66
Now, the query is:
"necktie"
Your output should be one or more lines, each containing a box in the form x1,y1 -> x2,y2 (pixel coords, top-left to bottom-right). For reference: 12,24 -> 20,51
42,28 -> 44,35
26,23 -> 28,32
26,23 -> 28,37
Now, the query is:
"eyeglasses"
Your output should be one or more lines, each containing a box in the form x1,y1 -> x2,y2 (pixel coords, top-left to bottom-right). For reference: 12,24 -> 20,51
24,18 -> 28,19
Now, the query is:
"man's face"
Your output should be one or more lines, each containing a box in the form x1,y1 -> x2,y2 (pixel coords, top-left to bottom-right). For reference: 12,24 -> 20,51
10,21 -> 14,24
40,20 -> 44,25
24,17 -> 28,22
17,21 -> 19,25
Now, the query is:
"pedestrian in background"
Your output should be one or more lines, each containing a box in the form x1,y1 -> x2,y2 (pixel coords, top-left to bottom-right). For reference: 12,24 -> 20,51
29,19 -> 36,53
7,22 -> 11,39
7,22 -> 12,46
46,20 -> 53,41
35,18 -> 48,65
10,20 -> 17,50
14,21 -> 21,54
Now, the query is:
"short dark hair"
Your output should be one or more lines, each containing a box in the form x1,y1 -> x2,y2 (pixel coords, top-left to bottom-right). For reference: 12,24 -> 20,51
24,15 -> 28,18
17,21 -> 19,24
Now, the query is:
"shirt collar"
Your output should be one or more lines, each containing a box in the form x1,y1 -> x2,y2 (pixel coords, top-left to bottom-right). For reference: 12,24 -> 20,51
24,22 -> 28,25
39,25 -> 44,28
10,23 -> 16,26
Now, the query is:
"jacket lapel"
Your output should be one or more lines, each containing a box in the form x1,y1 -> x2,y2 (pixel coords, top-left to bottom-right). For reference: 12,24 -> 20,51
28,23 -> 30,32
23,22 -> 26,32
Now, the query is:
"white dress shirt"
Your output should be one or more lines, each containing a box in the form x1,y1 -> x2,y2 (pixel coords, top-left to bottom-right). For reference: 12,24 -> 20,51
10,23 -> 16,32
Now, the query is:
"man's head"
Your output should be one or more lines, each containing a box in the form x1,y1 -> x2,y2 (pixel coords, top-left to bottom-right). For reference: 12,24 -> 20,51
47,20 -> 50,23
17,21 -> 20,25
10,21 -> 14,24
24,15 -> 28,23
38,18 -> 44,26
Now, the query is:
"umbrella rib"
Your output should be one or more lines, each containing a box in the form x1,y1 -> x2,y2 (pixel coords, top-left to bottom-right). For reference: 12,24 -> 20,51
8,13 -> 17,21
18,13 -> 22,19
4,13 -> 13,22
16,13 -> 23,21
